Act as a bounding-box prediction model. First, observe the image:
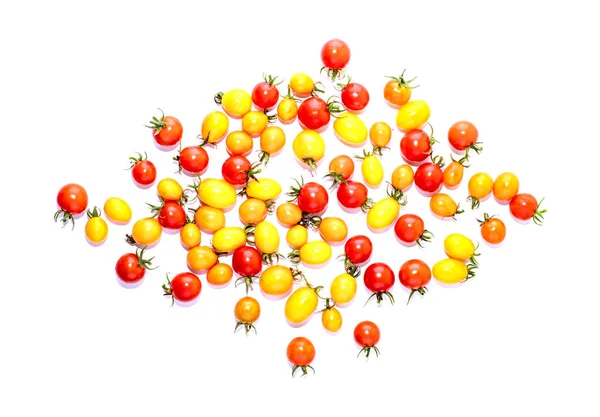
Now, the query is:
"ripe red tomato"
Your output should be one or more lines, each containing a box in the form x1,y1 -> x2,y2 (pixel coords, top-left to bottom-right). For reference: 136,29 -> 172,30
364,263 -> 395,305
340,82 -> 369,111
398,259 -> 431,303
400,129 -> 432,164
344,235 -> 373,265
176,145 -> 209,175
252,74 -> 281,109
394,214 -> 432,247
163,272 -> 202,304
509,193 -> 546,225
156,201 -> 186,230
297,97 -> 332,130
321,39 -> 351,71
414,162 -> 444,193
146,109 -> 183,147
337,180 -> 369,210
232,246 -> 262,277
354,320 -> 381,358
287,336 -> 316,376
221,155 -> 253,185
129,153 -> 157,186
55,183 -> 88,228
115,247 -> 156,284
448,121 -> 479,152
297,182 -> 329,214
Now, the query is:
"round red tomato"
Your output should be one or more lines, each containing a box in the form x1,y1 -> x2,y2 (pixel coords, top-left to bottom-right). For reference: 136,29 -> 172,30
414,162 -> 444,193
400,129 -> 432,164
287,336 -> 316,376
164,272 -> 202,304
222,155 -> 252,185
147,109 -> 183,147
115,247 -> 156,284
177,145 -> 209,175
321,39 -> 351,70
509,193 -> 546,225
252,75 -> 281,109
448,121 -> 478,151
364,263 -> 395,305
55,183 -> 88,228
157,201 -> 186,230
394,214 -> 432,247
297,97 -> 331,130
337,180 -> 368,209
297,182 -> 328,214
354,320 -> 381,358
232,246 -> 262,277
344,235 -> 373,265
398,259 -> 431,303
341,82 -> 369,111
129,153 -> 157,186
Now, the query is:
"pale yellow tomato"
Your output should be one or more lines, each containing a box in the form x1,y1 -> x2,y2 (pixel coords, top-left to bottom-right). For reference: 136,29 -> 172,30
85,207 -> 108,244
322,307 -> 342,332
180,223 -> 201,249
318,217 -> 348,243
187,246 -> 218,271
391,164 -> 414,191
369,121 -> 392,148
285,287 -> 318,324
157,178 -> 183,201
293,130 -> 325,169
299,240 -> 332,265
254,221 -> 280,255
130,218 -> 162,245
361,154 -> 384,187
432,258 -> 469,284
212,227 -> 247,252
198,178 -> 237,209
290,73 -> 314,97
103,197 -> 132,224
217,88 -> 252,118
286,225 -> 308,248
246,178 -> 282,201
367,197 -> 400,230
330,273 -> 357,305
241,111 -> 269,136
193,205 -> 225,232
334,112 -> 368,145
444,233 -> 476,261
260,265 -> 294,296
201,111 -> 229,143
396,100 -> 430,131
277,97 -> 298,123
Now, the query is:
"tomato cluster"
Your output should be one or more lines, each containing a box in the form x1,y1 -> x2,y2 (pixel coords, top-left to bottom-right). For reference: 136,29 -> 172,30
54,38 -> 547,377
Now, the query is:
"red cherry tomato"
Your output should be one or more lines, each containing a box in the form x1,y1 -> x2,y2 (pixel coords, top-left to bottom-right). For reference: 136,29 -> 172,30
354,320 -> 381,358
509,193 -> 546,225
297,97 -> 332,130
115,247 -> 156,284
163,272 -> 202,304
297,182 -> 329,214
337,180 -> 369,209
176,146 -> 209,175
146,109 -> 183,147
221,155 -> 253,185
398,259 -> 431,303
321,39 -> 351,71
448,121 -> 479,152
394,214 -> 432,247
344,235 -> 373,265
157,201 -> 186,230
55,183 -> 88,228
340,82 -> 369,111
287,336 -> 316,376
232,246 -> 263,277
252,74 -> 281,110
364,263 -> 395,305
400,129 -> 432,164
129,153 -> 157,186
414,162 -> 444,193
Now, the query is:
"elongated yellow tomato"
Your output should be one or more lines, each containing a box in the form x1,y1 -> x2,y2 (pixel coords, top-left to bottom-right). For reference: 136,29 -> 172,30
85,207 -> 108,244
396,100 -> 430,131
285,287 -> 318,324
180,223 -> 201,249
187,246 -> 218,271
299,240 -> 332,265
254,221 -> 280,254
391,164 -> 414,191
157,178 -> 183,201
432,258 -> 468,284
260,265 -> 294,296
201,111 -> 229,143
246,178 -> 282,201
444,233 -> 476,261
130,218 -> 162,245
319,217 -> 348,243
330,273 -> 357,305
334,112 -> 368,145
293,130 -> 325,169
277,98 -> 298,123
217,89 -> 252,118
194,205 -> 225,232
290,73 -> 314,97
286,225 -> 308,248
361,154 -> 384,187
367,197 -> 400,230
322,307 -> 342,332
104,197 -> 132,224
198,178 -> 237,209
212,227 -> 247,252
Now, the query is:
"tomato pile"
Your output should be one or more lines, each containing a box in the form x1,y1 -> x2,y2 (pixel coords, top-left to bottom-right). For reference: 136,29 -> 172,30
54,38 -> 547,377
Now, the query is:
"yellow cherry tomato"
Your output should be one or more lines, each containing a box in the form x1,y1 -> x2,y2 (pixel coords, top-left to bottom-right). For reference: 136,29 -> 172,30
396,99 -> 430,131
285,287 -> 318,324
198,178 -> 237,209
226,130 -> 253,156
130,217 -> 162,245
207,263 -> 233,286
432,258 -> 469,284
290,73 -> 314,97
443,160 -> 465,188
157,178 -> 183,201
276,202 -> 302,226
180,223 -> 201,249
322,307 -> 342,333
391,164 -> 414,191
187,245 -> 218,271
241,111 -> 269,137
201,111 -> 229,143
318,217 -> 348,243
333,112 -> 368,146
260,126 -> 286,157
194,205 -> 225,232
246,178 -> 282,201
239,198 -> 268,224
360,154 -> 384,187
430,193 -> 463,218
369,121 -> 392,148
444,233 -> 476,261
277,97 -> 298,123
260,265 -> 294,296
212,227 -> 247,252
330,273 -> 357,305
103,197 -> 132,224
217,89 -> 252,118
286,225 -> 308,248
254,221 -> 280,255
299,240 -> 332,265
367,197 -> 400,230
468,172 -> 493,203
85,207 -> 108,244
293,129 -> 325,169
493,172 -> 520,202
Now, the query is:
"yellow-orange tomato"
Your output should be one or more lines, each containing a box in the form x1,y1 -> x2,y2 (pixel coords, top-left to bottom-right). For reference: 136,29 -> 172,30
430,193 -> 463,218
206,263 -> 233,286
330,273 -> 357,305
276,202 -> 302,226
328,155 -> 354,181
286,225 -> 308,248
493,172 -> 520,202
225,130 -> 253,156
290,73 -> 314,97
369,121 -> 392,148
130,218 -> 162,245
180,223 -> 201,249
277,97 -> 298,123
319,217 -> 348,243
194,205 -> 226,233
201,111 -> 229,143
157,178 -> 183,201
259,265 -> 294,296
260,126 -> 286,157
443,160 -> 465,188
241,111 -> 269,136
234,296 -> 261,333
383,74 -> 414,108
187,246 -> 218,271
217,89 -> 252,118
468,172 -> 493,209
239,198 -> 268,224
322,307 -> 342,333
391,164 -> 414,191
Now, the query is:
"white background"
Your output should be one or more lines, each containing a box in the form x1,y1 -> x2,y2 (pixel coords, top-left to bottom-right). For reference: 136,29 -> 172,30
1,1 -> 599,416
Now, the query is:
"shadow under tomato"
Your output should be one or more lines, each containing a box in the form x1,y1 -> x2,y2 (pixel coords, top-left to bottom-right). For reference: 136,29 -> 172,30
493,196 -> 511,206
86,237 -> 106,247
161,227 -> 181,236
415,184 -> 442,198
336,199 -> 365,215
132,178 -> 155,190
286,313 -> 316,329
153,141 -> 179,153
115,274 -> 144,289
174,296 -> 200,308
260,287 -> 292,302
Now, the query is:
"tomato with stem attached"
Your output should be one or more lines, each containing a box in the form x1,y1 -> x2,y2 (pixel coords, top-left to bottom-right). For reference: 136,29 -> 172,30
146,109 -> 183,147
443,155 -> 468,189
258,126 -> 286,165
337,180 -> 370,211
239,198 -> 269,225
285,286 -> 319,324
321,39 -> 351,79
252,74 -> 282,110
366,185 -> 406,230
163,272 -> 202,305
292,129 -> 325,170
175,144 -> 209,175
234,296 -> 261,334
115,246 -> 156,284
322,306 -> 342,333
128,152 -> 157,186
221,156 -> 260,186
444,233 -> 479,263
383,70 -> 418,107
287,336 -> 316,377
510,194 -> 547,225
157,178 -> 183,202
394,214 -> 433,247
201,111 -> 229,144
232,246 -> 263,292
354,321 -> 381,358
467,172 -> 493,209
478,213 -> 506,244
55,183 -> 88,229
214,88 -> 252,118
148,200 -> 186,230
364,262 -> 395,305
414,158 -> 445,193
338,78 -> 369,111
400,128 -> 434,164
330,272 -> 357,304
290,73 -> 315,97
369,122 -> 392,153
127,217 -> 162,245
287,178 -> 328,214
298,96 -> 343,130
448,121 -> 482,154
85,206 -> 108,244
430,193 -> 463,220
398,259 -> 431,303
344,235 -> 372,265
325,155 -> 354,187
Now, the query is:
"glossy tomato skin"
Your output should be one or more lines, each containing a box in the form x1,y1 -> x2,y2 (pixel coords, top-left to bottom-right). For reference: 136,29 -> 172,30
287,337 -> 316,366
252,81 -> 280,110
344,235 -> 373,264
232,246 -> 262,277
414,162 -> 444,193
170,272 -> 202,303
158,201 -> 186,230
57,183 -> 88,215
383,79 -> 411,107
509,193 -> 539,221
153,115 -> 183,147
354,321 -> 380,347
337,180 -> 368,209
341,83 -> 369,111
131,159 -> 157,186
321,39 -> 350,70
297,97 -> 330,130
364,263 -> 395,293
115,253 -> 146,283
178,146 -> 208,174
298,182 -> 329,214
221,155 -> 251,185
329,155 -> 355,180
480,216 -> 506,244
400,129 -> 432,164
394,214 -> 425,244
448,121 -> 478,151
398,259 -> 431,289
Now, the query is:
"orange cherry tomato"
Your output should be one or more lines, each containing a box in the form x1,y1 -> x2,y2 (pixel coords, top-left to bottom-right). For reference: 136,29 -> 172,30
276,202 -> 302,227
207,263 -> 233,286
430,193 -> 463,219
478,213 -> 506,244
226,130 -> 253,156
443,158 -> 467,188
383,71 -> 417,107
391,164 -> 414,191
493,172 -> 520,202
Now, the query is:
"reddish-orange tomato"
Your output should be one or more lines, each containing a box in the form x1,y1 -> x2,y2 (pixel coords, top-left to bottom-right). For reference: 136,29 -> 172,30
443,157 -> 468,189
326,155 -> 354,187
146,109 -> 183,147
286,336 -> 316,377
478,213 -> 506,244
383,70 -> 418,108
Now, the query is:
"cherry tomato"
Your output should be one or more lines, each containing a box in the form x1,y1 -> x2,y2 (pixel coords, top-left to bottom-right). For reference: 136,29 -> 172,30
221,155 -> 253,185
493,172 -> 520,202
383,71 -> 417,107
290,73 -> 315,97
226,130 -> 253,156
129,218 -> 162,245
298,240 -> 332,265
400,129 -> 432,164
176,145 -> 209,175
322,307 -> 342,333
259,126 -> 286,163
398,259 -> 431,303
321,39 -> 351,72
297,96 -> 333,130
157,178 -> 183,201
396,100 -> 430,131
187,246 -> 218,271
104,197 -> 132,224
334,112 -> 368,146
337,180 -> 369,210
330,273 -> 357,304
509,193 -> 546,225
318,217 -> 348,243
146,109 -> 183,147
430,193 -> 463,219
232,246 -> 262,291
292,129 -> 325,169
85,207 -> 108,244
294,181 -> 328,214
328,155 -> 355,183
115,247 -> 155,284
234,296 -> 261,334
214,88 -> 252,118
478,213 -> 506,244
206,263 -> 233,286
448,121 -> 480,152
287,336 -> 316,376
286,225 -> 308,249
239,198 -> 268,225
259,265 -> 294,296
344,235 -> 373,269
201,111 -> 229,144
467,172 -> 493,209
193,205 -> 225,233
180,223 -> 201,249
128,153 -> 157,186
443,158 -> 466,189
394,214 -> 432,247
364,262 -> 395,305
241,111 -> 269,137
252,74 -> 281,110
354,321 -> 381,358
414,162 -> 444,193
369,122 -> 392,150
340,81 -> 369,111
276,202 -> 303,227
155,201 -> 186,230
55,183 -> 88,228
391,164 -> 414,191
163,272 -> 202,304
277,96 -> 298,123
